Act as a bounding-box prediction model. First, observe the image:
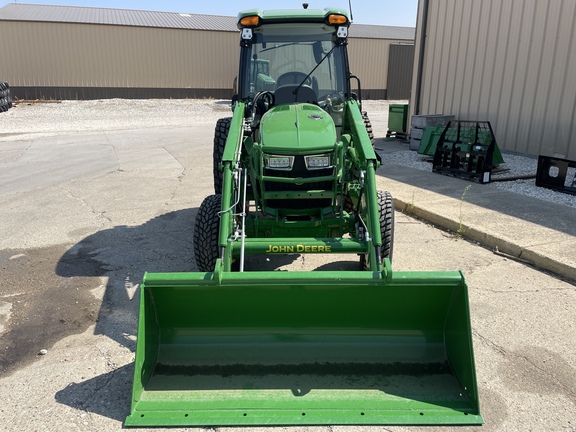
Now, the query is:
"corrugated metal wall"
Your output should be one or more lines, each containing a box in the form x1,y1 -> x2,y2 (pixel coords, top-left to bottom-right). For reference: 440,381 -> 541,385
0,20 -> 412,101
348,38 -> 409,100
387,44 -> 415,100
411,0 -> 576,160
0,21 -> 239,98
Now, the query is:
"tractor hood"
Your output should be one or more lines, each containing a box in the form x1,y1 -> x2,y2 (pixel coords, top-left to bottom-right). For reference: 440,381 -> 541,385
259,104 -> 336,154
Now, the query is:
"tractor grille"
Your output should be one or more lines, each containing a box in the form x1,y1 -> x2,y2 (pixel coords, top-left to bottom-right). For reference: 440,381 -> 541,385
264,155 -> 334,210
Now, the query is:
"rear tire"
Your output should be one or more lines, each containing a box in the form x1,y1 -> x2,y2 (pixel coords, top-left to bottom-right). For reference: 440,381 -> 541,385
194,194 -> 221,272
213,117 -> 232,194
360,190 -> 394,269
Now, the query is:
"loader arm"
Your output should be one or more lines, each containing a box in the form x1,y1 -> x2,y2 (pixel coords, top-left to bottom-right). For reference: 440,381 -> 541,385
342,100 -> 383,271
218,102 -> 246,273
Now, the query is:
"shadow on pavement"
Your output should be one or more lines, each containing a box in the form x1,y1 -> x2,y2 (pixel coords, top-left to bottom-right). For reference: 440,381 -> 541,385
55,363 -> 133,423
52,208 -> 198,422
56,207 -> 198,350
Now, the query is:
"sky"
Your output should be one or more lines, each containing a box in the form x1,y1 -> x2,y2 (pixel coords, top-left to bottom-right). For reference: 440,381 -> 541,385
0,1 -> 419,27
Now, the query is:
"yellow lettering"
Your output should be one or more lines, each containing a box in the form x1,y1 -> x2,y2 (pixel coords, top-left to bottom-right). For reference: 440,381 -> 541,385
266,245 -> 297,253
284,244 -> 334,253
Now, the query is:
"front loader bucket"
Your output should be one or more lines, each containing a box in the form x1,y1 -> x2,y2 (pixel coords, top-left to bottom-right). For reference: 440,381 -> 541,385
126,268 -> 483,427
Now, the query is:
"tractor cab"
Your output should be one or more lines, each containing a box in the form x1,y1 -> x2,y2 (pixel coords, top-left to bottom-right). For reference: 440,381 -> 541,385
236,8 -> 352,133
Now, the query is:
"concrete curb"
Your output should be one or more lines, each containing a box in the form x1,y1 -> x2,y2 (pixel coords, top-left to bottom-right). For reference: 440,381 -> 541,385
393,197 -> 576,282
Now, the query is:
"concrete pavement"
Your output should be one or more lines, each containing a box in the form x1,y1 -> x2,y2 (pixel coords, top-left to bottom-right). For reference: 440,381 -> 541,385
0,100 -> 575,431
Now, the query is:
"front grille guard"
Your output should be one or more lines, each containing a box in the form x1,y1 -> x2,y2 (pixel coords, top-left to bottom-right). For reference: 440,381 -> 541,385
255,153 -> 344,216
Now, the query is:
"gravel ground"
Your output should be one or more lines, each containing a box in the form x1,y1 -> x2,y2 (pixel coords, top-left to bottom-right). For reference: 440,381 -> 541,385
360,97 -> 575,208
380,142 -> 576,209
1,98 -> 574,208
0,98 -> 231,141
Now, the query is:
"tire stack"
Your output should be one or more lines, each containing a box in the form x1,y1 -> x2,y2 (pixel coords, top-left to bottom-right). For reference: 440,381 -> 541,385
1,82 -> 13,113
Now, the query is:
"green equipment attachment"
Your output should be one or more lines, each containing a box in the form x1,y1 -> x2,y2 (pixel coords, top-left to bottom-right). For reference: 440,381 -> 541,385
126,6 -> 483,427
126,267 -> 481,427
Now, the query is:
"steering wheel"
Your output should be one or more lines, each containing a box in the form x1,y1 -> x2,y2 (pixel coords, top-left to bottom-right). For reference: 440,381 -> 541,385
318,92 -> 345,112
253,91 -> 275,114
276,71 -> 312,87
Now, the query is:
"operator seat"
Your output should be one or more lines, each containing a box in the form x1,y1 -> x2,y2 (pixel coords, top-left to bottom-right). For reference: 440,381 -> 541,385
274,84 -> 317,105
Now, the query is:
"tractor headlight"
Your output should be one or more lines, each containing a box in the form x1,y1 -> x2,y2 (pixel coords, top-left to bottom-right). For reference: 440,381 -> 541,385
305,154 -> 332,170
265,155 -> 294,170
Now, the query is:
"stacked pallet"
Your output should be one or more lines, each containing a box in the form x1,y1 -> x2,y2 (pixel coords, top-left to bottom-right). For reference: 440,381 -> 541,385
410,114 -> 454,150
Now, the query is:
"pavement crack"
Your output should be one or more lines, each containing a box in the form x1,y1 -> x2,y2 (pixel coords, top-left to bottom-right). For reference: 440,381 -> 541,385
473,330 -> 508,357
102,132 -> 120,172
162,146 -> 187,203
60,186 -> 112,225
482,286 -> 575,293
162,146 -> 185,170
13,140 -> 34,162
474,330 -> 576,402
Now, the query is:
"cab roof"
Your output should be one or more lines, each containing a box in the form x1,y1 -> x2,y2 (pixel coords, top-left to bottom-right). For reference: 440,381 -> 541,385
237,8 -> 350,28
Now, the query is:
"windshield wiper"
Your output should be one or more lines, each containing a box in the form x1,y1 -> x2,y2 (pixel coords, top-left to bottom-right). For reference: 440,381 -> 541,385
293,45 -> 337,98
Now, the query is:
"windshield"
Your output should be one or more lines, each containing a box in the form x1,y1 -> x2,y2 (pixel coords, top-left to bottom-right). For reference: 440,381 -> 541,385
239,24 -> 348,102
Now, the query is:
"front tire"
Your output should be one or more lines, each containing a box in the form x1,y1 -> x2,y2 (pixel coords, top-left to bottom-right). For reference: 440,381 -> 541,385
194,194 -> 221,272
360,190 -> 395,269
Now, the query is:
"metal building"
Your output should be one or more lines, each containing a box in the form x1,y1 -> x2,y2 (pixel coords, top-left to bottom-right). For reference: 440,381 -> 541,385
0,3 -> 415,101
411,0 -> 576,160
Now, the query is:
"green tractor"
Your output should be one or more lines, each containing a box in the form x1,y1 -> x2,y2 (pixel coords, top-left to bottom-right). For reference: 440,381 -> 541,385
199,9 -> 387,273
126,7 -> 482,427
